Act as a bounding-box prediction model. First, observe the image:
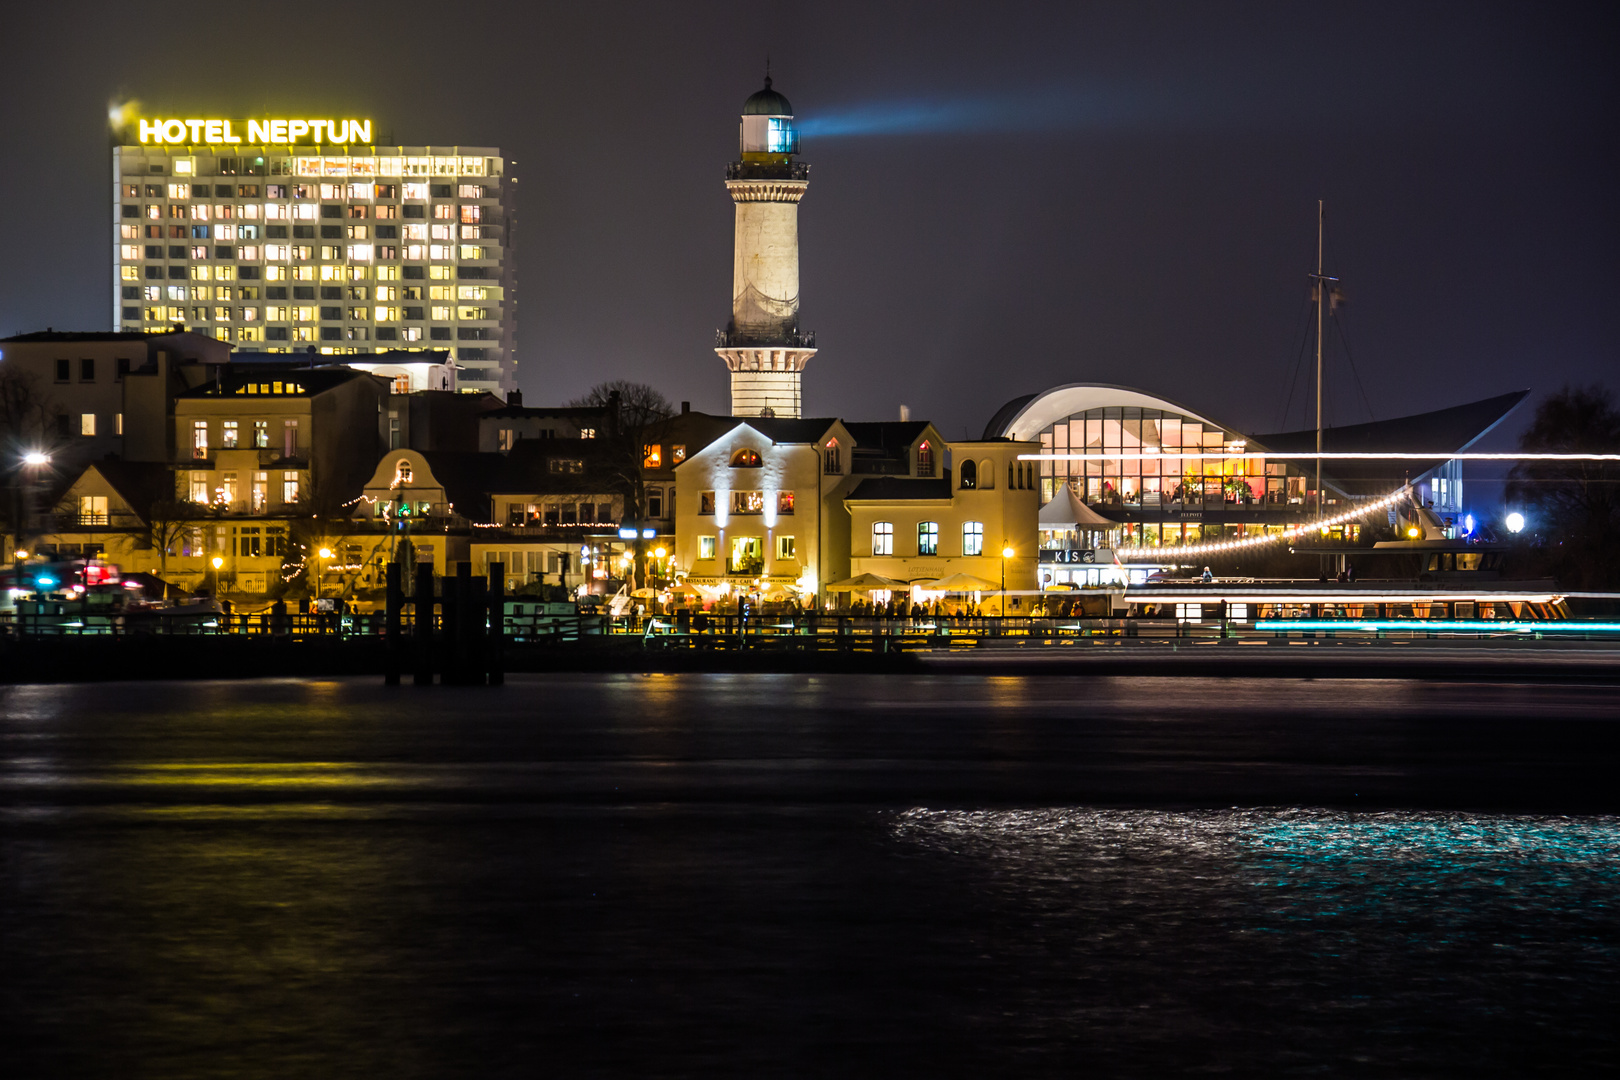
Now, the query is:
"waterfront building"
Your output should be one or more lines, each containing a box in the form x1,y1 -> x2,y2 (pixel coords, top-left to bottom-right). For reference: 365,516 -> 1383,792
0,330 -> 227,471
111,119 -> 516,396
714,79 -> 816,418
982,384 -> 1530,587
844,438 -> 1040,609
670,417 -> 961,604
173,367 -> 389,515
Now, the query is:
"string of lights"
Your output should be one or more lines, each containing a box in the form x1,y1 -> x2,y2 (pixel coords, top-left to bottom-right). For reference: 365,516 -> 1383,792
1114,485 -> 1411,561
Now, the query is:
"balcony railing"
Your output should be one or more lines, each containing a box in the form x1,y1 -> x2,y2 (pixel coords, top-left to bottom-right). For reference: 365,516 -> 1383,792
714,328 -> 817,350
725,160 -> 810,182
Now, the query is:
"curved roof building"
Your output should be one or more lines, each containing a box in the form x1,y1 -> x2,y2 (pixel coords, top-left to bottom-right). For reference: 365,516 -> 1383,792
982,383 -> 1528,553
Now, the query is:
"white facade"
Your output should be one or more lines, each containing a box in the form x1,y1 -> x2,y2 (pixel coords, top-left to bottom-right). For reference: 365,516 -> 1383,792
111,140 -> 515,396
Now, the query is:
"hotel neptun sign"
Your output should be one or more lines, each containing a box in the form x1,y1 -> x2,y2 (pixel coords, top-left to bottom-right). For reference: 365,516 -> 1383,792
136,118 -> 375,145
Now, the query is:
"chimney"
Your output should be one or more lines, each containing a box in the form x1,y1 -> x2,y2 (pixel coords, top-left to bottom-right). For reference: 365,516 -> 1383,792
507,388 -> 523,406
681,401 -> 690,414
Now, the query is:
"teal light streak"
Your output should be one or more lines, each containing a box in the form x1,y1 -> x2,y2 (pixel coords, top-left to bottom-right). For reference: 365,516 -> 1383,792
1253,620 -> 1620,633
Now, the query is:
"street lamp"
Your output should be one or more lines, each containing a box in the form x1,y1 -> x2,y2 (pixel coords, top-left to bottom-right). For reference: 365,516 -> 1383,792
317,547 -> 332,601
1505,512 -> 1526,534
22,451 -> 49,467
1001,545 -> 1015,616
211,554 -> 224,597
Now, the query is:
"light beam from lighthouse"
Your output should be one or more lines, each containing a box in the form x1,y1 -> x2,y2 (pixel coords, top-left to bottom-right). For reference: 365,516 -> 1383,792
715,76 -> 816,419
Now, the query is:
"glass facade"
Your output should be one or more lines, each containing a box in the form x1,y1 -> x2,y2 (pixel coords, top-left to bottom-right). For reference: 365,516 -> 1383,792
1036,406 -> 1356,549
111,145 -> 514,395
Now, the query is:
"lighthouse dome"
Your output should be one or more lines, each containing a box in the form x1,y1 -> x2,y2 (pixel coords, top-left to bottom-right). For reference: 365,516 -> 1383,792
743,77 -> 793,117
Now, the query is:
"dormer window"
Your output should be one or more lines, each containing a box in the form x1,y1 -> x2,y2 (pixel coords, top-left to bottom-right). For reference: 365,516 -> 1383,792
824,439 -> 840,474
917,440 -> 933,476
730,447 -> 763,468
394,459 -> 413,486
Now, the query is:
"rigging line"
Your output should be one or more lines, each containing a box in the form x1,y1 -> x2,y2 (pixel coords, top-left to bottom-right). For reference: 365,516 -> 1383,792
1331,306 -> 1376,423
1277,293 -> 1315,431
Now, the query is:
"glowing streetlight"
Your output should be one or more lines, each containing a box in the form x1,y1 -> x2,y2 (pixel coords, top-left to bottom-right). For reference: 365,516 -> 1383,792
22,451 -> 49,467
211,556 -> 224,570
1506,512 -> 1526,534
1000,544 -> 1015,617
14,548 -> 28,560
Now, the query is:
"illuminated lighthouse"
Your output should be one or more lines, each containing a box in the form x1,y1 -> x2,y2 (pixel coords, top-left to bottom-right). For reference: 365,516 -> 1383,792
715,76 -> 815,418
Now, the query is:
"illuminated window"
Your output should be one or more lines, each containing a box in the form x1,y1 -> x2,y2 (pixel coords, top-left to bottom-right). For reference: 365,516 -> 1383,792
579,427 -> 596,439
917,441 -> 934,476
962,521 -> 984,556
282,420 -> 298,458
699,491 -> 715,515
460,205 -> 482,223
191,420 -> 208,459
431,305 -> 451,321
433,204 -> 454,220
872,521 -> 893,555
767,117 -> 797,153
643,444 -> 662,469
374,306 -> 399,321
698,536 -> 717,560
189,471 -> 209,503
374,204 -> 398,219
777,491 -> 795,515
282,471 -> 299,504
917,521 -> 939,556
220,471 -> 238,506
824,439 -> 840,474
252,420 -> 269,448
959,459 -> 977,489
672,444 -> 686,463
79,495 -> 108,525
80,413 -> 97,436
429,265 -> 453,280
457,285 -> 487,300
403,182 -> 429,200
730,447 -> 763,468
222,420 -> 238,448
731,490 -> 765,515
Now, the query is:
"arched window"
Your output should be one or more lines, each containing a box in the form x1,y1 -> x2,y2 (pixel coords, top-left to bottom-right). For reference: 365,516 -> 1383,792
917,521 -> 939,556
959,459 -> 977,489
1008,461 -> 1016,489
962,521 -> 984,556
824,439 -> 840,474
730,447 -> 762,468
979,459 -> 995,489
872,521 -> 894,555
916,441 -> 933,476
393,459 -> 413,486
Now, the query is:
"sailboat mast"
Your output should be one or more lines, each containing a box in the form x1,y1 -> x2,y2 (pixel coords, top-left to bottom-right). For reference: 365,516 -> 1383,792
1315,199 -> 1324,526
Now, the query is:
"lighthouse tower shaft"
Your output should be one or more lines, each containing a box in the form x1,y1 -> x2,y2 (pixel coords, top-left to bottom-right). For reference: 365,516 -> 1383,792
716,80 -> 815,418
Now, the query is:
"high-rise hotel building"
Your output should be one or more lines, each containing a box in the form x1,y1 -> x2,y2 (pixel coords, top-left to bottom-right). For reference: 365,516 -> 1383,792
111,116 -> 516,394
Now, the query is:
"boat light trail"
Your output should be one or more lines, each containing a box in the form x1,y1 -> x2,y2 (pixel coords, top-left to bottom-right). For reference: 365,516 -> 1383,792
1020,452 -> 1620,461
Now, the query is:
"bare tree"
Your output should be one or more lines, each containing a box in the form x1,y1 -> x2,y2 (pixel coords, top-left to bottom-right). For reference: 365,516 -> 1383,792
568,381 -> 675,589
0,366 -> 50,547
146,499 -> 202,581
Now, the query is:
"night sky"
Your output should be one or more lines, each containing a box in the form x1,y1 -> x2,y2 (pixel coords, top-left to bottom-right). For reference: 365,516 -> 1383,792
2,1 -> 1614,443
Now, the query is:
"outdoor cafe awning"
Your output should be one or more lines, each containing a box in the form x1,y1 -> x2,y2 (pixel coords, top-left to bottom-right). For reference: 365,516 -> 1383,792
1038,485 -> 1119,529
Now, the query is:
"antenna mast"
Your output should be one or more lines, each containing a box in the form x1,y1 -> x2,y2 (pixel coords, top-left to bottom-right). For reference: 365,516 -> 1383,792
1309,200 -> 1339,527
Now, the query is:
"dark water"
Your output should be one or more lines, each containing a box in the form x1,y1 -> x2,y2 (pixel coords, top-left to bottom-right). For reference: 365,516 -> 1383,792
3,675 -> 1618,1076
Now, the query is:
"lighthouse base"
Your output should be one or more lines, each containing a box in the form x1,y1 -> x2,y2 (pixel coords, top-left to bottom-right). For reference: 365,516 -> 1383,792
717,346 -> 816,418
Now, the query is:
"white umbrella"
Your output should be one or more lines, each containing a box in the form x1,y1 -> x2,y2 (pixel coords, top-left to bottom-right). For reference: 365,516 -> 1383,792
922,572 -> 1000,593
825,572 -> 911,592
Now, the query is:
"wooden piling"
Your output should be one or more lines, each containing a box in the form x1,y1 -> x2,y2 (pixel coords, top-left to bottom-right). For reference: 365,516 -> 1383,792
488,562 -> 505,686
413,563 -> 434,686
384,562 -> 402,686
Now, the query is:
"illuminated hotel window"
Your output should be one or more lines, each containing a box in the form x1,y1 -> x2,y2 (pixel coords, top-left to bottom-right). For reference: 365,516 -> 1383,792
917,521 -> 939,555
872,522 -> 893,555
962,521 -> 984,556
698,536 -> 716,560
